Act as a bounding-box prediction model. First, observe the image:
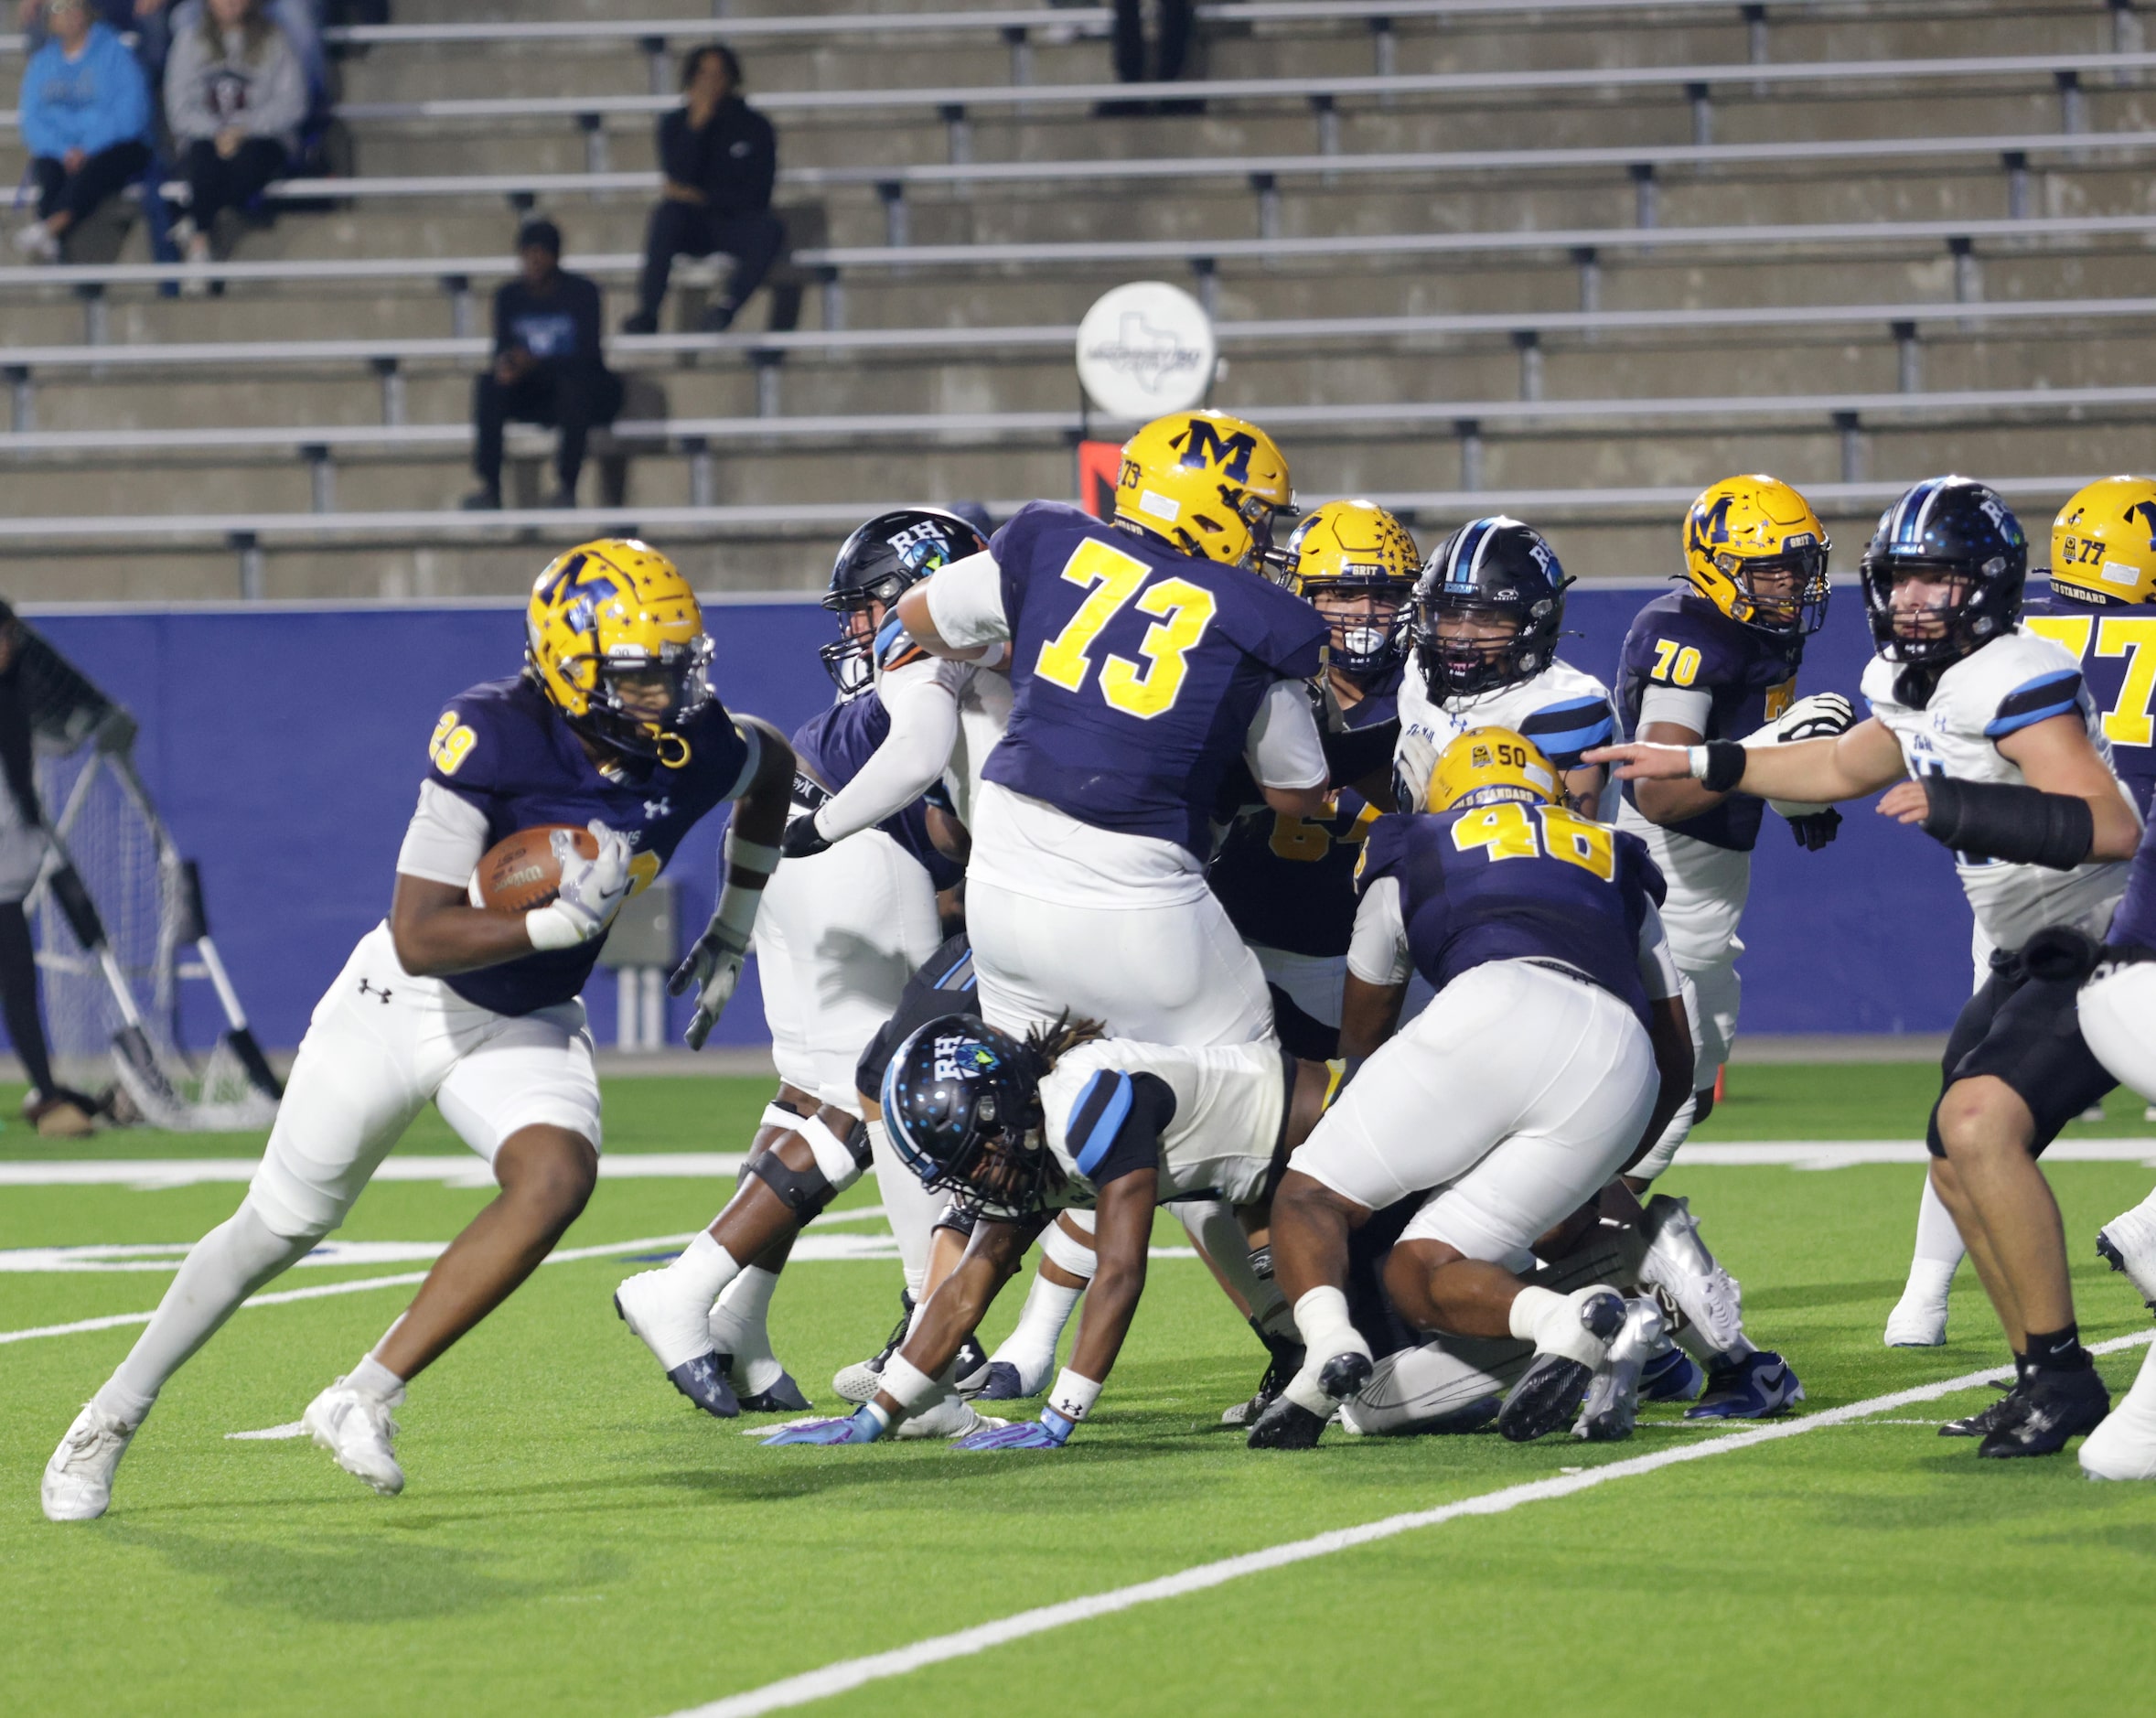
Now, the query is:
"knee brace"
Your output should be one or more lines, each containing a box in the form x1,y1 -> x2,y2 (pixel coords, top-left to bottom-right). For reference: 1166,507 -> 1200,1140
745,1111 -> 872,1220
1040,1213 -> 1098,1281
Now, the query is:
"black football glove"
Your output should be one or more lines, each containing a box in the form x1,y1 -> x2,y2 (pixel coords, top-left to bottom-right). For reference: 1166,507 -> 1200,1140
780,812 -> 833,860
1786,806 -> 1842,852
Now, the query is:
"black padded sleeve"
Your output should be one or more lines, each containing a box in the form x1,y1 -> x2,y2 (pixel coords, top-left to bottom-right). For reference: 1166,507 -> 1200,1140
1920,777 -> 2096,871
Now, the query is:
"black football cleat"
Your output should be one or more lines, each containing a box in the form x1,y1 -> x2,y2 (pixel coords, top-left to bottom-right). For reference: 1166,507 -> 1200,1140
663,1350 -> 741,1420
1319,1350 -> 1374,1401
1497,1354 -> 1597,1443
1221,1326 -> 1306,1427
1939,1381 -> 2018,1438
1976,1369 -> 2110,1459
735,1370 -> 812,1414
975,1361 -> 1032,1401
1246,1396 -> 1329,1450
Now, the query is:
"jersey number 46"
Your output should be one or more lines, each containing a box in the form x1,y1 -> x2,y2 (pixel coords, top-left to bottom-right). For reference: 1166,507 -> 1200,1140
1453,801 -> 1615,881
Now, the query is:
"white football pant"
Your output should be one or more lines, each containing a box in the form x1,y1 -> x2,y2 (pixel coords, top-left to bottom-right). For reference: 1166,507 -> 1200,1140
250,922 -> 601,1241
2080,961 -> 2156,1102
965,874 -> 1273,1047
1294,959 -> 1658,1273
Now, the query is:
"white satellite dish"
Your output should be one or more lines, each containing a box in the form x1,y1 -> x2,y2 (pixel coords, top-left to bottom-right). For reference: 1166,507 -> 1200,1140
1074,281 -> 1217,421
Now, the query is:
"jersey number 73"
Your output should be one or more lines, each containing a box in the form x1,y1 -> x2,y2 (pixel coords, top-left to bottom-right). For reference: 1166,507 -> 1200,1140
1033,538 -> 1218,720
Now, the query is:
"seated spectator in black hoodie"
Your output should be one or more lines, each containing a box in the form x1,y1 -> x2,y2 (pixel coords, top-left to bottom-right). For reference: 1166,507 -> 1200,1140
463,220 -> 623,511
621,43 -> 781,336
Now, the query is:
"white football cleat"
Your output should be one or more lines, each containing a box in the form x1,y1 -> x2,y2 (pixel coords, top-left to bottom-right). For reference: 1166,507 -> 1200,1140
894,1389 -> 1007,1441
1637,1195 -> 1746,1356
2097,1195 -> 2156,1314
2081,1345 -> 2156,1481
615,1266 -> 719,1371
1575,1297 -> 1665,1442
42,1401 -> 139,1521
301,1380 -> 404,1496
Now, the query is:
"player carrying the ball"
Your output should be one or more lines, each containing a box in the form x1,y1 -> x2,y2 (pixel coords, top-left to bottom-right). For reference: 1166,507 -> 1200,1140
41,540 -> 794,1519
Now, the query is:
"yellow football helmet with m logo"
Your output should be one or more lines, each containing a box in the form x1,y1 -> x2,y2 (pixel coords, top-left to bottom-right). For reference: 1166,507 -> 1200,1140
1284,499 -> 1421,675
2049,475 -> 2156,605
526,538 -> 713,766
1426,726 -> 1561,813
1113,408 -> 1295,574
1683,474 -> 1831,636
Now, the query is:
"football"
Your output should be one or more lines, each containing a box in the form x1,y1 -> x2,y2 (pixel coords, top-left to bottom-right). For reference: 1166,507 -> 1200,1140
471,824 -> 596,912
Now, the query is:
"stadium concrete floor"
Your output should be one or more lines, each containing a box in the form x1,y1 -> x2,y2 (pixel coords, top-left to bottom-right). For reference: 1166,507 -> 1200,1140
4,1069 -> 2153,1718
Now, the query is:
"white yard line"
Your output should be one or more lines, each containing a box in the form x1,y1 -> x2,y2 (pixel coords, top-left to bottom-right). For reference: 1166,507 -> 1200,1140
666,1331 -> 2156,1718
0,1153 -> 749,1190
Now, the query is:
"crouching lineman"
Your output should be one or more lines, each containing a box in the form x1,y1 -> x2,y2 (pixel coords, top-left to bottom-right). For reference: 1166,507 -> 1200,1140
1888,476 -> 2156,1346
614,508 -> 986,1418
42,542 -> 793,1519
1252,726 -> 1694,1449
1591,476 -> 2143,1458
756,1013 -> 1335,1448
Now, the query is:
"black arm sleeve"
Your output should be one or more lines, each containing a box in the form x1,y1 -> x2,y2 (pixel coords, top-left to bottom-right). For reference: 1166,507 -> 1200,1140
1920,776 -> 2097,871
1082,1072 -> 1177,1187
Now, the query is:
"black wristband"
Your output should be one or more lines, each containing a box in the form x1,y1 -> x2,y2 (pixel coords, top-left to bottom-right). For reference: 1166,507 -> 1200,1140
1700,740 -> 1748,794
1918,777 -> 2096,871
779,812 -> 833,859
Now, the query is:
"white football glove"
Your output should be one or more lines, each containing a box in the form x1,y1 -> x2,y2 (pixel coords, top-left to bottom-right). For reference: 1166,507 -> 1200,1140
669,921 -> 749,1051
525,821 -> 633,950
1391,729 -> 1440,814
1739,693 -> 1855,840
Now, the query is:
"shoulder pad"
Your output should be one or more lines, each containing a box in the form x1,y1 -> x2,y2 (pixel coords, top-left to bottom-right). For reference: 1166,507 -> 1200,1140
1858,653 -> 1904,714
1516,691 -> 1618,765
1064,1066 -> 1138,1179
871,610 -> 932,682
1941,631 -> 2086,738
424,678 -> 533,790
1355,813 -> 1410,891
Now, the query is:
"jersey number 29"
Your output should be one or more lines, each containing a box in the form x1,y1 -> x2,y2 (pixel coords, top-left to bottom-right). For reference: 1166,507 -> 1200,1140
1034,538 -> 1218,719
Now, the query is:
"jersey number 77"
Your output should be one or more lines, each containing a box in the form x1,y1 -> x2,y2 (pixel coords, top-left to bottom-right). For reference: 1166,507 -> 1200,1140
1033,538 -> 1218,720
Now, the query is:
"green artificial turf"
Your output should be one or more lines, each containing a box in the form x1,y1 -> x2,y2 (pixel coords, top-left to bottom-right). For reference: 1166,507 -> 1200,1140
4,1071 -> 2154,1718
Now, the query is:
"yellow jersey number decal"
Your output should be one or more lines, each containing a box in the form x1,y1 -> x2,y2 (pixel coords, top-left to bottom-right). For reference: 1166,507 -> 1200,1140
1450,801 -> 1615,880
1032,538 -> 1218,721
1269,798 -> 1378,864
428,713 -> 477,776
2023,614 -> 2156,749
1649,638 -> 1702,687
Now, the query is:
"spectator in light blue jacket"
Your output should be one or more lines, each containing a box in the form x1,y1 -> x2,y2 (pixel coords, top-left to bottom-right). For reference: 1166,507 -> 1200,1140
14,0 -> 154,263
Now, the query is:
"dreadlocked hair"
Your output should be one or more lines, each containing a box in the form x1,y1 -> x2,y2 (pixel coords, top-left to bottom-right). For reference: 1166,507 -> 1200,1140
1019,1012 -> 1108,1079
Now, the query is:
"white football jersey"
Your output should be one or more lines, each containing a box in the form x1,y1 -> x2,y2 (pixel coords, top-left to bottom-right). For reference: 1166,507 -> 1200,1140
1398,657 -> 1621,816
1861,628 -> 2137,950
1035,1036 -> 1289,1208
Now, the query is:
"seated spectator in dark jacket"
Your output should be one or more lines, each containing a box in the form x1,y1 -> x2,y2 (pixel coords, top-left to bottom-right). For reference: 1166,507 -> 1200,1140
621,43 -> 782,336
13,1 -> 153,263
464,220 -> 625,511
163,0 -> 304,274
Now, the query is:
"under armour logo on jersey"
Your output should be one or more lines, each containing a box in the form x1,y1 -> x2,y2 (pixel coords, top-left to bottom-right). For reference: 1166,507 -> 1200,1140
643,797 -> 671,821
358,979 -> 393,1005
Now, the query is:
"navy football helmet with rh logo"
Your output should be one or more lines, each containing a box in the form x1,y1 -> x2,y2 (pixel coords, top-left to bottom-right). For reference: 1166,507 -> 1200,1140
879,1015 -> 1056,1213
1861,476 -> 2029,671
1412,515 -> 1573,702
819,507 -> 991,698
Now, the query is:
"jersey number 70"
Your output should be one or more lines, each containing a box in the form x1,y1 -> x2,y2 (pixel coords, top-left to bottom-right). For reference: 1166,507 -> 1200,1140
1033,538 -> 1218,719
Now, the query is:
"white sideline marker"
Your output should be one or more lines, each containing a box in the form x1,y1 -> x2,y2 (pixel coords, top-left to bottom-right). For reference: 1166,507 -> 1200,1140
666,1331 -> 2156,1718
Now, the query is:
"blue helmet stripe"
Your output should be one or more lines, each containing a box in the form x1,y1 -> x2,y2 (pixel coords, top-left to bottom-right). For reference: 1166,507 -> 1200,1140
1444,518 -> 1496,587
1983,669 -> 2086,738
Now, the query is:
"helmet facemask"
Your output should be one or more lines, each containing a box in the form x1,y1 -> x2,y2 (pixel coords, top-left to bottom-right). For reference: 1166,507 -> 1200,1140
1718,542 -> 1830,636
816,572 -> 908,700
1862,553 -> 2011,669
555,634 -> 713,765
1306,579 -> 1410,677
1416,596 -> 1551,703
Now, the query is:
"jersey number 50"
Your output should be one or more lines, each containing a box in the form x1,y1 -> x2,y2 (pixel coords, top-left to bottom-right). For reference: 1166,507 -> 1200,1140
1034,539 -> 1219,719
1451,800 -> 1615,880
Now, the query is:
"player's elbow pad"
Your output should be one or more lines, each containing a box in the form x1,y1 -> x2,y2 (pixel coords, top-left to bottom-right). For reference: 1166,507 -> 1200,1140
1918,777 -> 2095,871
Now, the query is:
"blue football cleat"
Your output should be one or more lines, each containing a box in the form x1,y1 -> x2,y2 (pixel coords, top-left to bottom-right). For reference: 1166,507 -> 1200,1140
662,1350 -> 741,1420
1639,1347 -> 1704,1403
1685,1349 -> 1804,1420
974,1361 -> 1032,1401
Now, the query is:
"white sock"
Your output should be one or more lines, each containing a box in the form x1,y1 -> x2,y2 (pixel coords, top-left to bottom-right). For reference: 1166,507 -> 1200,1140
1508,1285 -> 1565,1344
96,1201 -> 317,1425
347,1353 -> 405,1403
1908,1176 -> 1968,1278
988,1266 -> 1083,1383
670,1229 -> 744,1308
711,1264 -> 784,1394
868,1116 -> 946,1298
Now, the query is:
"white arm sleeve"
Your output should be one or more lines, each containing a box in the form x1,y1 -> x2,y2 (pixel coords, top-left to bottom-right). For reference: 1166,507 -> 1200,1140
1635,683 -> 1714,735
813,662 -> 961,842
1245,678 -> 1330,790
922,551 -> 1009,650
1346,876 -> 1413,986
395,780 -> 491,888
1635,897 -> 1684,1003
